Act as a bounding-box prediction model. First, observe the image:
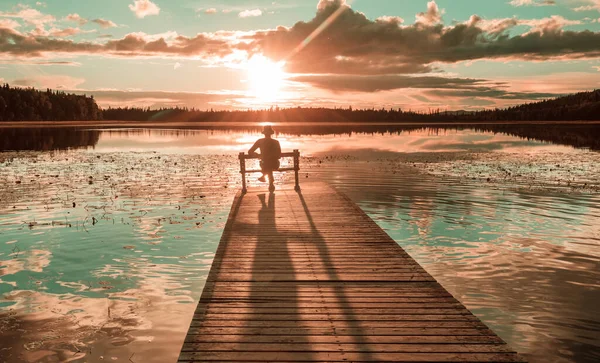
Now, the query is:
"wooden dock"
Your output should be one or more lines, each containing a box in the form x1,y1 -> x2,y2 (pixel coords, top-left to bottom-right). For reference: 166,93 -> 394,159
178,183 -> 524,362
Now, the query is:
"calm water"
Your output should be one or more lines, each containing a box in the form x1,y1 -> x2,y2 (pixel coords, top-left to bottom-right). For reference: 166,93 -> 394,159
1,125 -> 599,363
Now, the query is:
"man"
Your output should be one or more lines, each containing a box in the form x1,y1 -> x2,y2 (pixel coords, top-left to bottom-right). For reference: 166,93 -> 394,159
248,125 -> 281,190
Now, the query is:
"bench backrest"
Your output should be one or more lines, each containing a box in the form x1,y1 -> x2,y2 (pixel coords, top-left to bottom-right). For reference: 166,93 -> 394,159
238,149 -> 300,192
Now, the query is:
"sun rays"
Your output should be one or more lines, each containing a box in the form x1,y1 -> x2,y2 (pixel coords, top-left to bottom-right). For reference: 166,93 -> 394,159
245,54 -> 287,103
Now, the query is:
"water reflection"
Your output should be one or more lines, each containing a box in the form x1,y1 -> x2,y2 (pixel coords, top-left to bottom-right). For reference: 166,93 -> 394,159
1,123 -> 600,152
0,128 -> 100,151
1,126 -> 599,363
320,164 -> 600,363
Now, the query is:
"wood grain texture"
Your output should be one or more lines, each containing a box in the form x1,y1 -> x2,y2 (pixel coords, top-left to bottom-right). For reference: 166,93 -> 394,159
178,183 -> 524,362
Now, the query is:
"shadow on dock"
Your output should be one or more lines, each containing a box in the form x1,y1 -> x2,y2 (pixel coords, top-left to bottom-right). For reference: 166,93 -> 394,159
179,183 -> 524,362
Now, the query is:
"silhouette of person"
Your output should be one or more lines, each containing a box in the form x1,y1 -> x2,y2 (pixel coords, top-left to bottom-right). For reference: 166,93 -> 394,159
248,125 -> 281,191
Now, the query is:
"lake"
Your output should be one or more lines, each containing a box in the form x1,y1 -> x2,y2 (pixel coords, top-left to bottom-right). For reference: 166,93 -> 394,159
1,123 -> 599,363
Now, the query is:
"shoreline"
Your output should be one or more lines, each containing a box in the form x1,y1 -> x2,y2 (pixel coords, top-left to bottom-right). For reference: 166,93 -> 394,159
1,120 -> 600,129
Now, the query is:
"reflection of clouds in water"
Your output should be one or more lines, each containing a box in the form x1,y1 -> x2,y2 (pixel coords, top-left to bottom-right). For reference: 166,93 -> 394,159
91,128 -> 579,156
423,239 -> 600,363
0,249 -> 52,276
338,165 -> 600,363
2,261 -> 195,363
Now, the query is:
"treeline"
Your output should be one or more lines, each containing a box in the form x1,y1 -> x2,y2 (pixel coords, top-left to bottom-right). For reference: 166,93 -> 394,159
0,84 -> 101,121
103,89 -> 600,123
1,83 -> 599,123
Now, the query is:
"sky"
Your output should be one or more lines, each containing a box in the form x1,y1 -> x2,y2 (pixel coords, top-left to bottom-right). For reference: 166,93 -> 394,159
1,0 -> 600,111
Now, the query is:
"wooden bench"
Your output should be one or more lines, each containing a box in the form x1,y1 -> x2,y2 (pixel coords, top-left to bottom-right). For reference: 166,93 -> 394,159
238,149 -> 300,193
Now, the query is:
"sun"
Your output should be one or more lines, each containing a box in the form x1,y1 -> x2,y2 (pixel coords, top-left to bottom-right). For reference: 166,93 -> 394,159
246,54 -> 286,103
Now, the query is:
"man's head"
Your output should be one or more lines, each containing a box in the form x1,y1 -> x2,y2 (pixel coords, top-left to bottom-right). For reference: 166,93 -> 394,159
262,125 -> 275,138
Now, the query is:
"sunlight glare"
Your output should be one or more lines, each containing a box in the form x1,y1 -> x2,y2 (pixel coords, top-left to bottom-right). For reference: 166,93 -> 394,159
246,54 -> 286,103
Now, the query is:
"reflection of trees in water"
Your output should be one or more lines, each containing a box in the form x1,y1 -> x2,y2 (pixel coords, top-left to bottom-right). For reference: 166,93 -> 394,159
1,124 -> 598,152
0,128 -> 100,151
472,124 -> 600,151
103,124 -> 600,151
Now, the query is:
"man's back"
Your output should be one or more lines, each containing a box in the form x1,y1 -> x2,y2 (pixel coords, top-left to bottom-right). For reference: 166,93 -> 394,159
254,138 -> 281,161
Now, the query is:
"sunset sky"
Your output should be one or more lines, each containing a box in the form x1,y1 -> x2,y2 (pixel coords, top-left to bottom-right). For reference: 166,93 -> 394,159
1,0 -> 600,111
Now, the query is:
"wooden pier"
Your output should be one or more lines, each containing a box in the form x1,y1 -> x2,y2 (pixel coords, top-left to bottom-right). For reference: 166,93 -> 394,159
178,183 -> 524,362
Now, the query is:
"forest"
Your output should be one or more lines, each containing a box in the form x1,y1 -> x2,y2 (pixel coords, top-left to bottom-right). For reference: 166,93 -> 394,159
0,84 -> 101,121
0,83 -> 599,123
101,89 -> 600,123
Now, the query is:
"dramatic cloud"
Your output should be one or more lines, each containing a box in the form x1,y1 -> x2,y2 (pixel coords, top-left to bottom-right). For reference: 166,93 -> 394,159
129,0 -> 160,19
204,8 -> 217,15
509,0 -> 556,7
249,0 -> 600,75
239,9 -> 263,18
92,18 -> 117,28
1,0 -> 599,82
65,13 -> 87,26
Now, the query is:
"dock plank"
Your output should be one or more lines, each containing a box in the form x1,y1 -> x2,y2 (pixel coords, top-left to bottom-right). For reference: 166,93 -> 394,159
178,183 -> 524,362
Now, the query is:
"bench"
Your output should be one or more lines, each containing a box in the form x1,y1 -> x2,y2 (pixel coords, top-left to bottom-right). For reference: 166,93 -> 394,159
239,150 -> 300,193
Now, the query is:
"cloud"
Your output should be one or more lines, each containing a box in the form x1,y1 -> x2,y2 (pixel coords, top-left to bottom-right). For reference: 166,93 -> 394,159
521,15 -> 582,34
376,16 -> 404,25
573,0 -> 600,12
79,89 -> 238,109
0,28 -> 232,58
49,27 -> 83,37
594,66 -> 600,71
425,88 -> 560,100
12,75 -> 85,89
509,0 -> 556,7
65,13 -> 87,26
1,0 -> 600,76
204,8 -> 217,14
174,62 -> 182,70
249,0 -> 600,75
317,0 -> 348,11
0,60 -> 81,66
0,18 -> 21,31
0,6 -> 55,27
416,1 -> 444,25
129,0 -> 160,19
291,74 -> 489,92
92,18 -> 117,28
239,9 -> 263,18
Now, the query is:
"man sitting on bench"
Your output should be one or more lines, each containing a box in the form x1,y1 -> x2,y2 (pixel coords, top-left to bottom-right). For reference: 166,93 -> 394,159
248,125 -> 282,191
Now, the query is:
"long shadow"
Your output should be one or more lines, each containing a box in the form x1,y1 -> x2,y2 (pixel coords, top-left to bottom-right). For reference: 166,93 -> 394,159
246,192 -> 313,360
213,188 -> 373,360
295,190 -> 375,361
